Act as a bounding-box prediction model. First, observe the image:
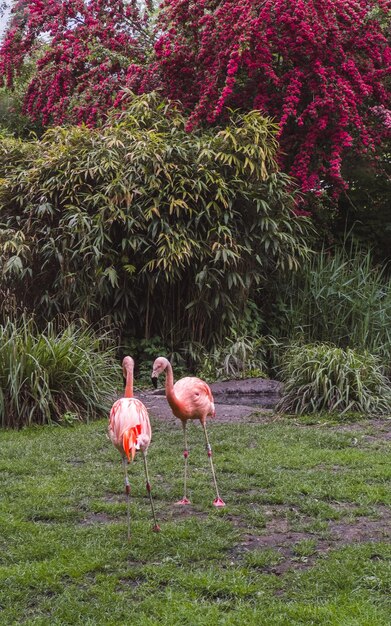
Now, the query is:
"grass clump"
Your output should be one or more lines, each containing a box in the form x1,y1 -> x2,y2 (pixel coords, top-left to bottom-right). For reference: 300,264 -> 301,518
0,317 -> 119,428
277,343 -> 391,416
244,547 -> 284,569
276,244 -> 391,372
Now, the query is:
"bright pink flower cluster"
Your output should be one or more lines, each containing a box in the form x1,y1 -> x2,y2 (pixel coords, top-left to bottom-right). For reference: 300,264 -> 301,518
371,105 -> 391,130
145,0 -> 391,193
0,0 -> 390,195
0,0 -> 151,126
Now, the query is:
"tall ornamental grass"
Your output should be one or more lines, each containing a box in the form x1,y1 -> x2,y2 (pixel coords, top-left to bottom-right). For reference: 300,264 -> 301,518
275,244 -> 391,370
277,343 -> 391,416
0,318 -> 119,428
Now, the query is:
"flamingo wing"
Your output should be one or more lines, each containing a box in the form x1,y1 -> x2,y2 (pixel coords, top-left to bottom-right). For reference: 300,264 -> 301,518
173,377 -> 215,419
109,398 -> 151,460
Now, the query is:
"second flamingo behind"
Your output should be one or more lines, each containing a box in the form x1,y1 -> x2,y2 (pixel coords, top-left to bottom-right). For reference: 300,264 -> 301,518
151,356 -> 225,507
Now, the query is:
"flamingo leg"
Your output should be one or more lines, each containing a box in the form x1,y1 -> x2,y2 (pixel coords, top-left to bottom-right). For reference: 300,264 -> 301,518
142,451 -> 161,532
201,422 -> 225,507
177,420 -> 191,505
123,457 -> 131,541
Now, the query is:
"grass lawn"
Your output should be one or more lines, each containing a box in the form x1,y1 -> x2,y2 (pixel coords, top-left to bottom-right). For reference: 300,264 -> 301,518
0,409 -> 390,625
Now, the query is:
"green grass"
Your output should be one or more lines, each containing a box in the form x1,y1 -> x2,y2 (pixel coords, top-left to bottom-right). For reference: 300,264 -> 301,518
0,413 -> 390,625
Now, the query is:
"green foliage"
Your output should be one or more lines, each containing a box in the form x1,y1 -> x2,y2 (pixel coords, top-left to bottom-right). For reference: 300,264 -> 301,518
0,55 -> 43,137
198,331 -> 268,381
292,539 -> 318,558
337,153 -> 391,263
0,93 -> 311,349
0,88 -> 36,137
0,316 -> 119,428
124,335 -> 187,387
273,243 -> 391,372
278,343 -> 391,416
244,548 -> 284,569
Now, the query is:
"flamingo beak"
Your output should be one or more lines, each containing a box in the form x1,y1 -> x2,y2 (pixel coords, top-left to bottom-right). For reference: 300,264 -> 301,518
151,375 -> 158,389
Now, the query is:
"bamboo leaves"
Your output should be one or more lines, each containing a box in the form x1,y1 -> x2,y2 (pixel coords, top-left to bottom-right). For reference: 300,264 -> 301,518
0,93 -> 311,347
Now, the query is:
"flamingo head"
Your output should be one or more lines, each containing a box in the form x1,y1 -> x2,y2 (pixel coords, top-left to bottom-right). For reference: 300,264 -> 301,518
122,356 -> 134,378
151,356 -> 169,388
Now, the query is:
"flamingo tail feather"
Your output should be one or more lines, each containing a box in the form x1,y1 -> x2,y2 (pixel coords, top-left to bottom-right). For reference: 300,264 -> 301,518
123,425 -> 141,461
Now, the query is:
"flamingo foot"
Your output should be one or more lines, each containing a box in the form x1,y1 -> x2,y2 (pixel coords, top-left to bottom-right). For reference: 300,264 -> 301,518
213,497 -> 226,507
175,497 -> 191,505
152,524 -> 161,532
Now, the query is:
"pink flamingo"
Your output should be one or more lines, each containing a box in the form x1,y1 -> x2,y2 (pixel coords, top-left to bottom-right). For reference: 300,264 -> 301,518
109,356 -> 160,539
151,357 -> 225,507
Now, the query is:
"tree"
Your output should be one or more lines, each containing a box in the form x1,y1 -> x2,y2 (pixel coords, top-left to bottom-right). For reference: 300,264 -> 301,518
1,1 -> 389,198
0,0 -> 155,126
143,0 -> 391,195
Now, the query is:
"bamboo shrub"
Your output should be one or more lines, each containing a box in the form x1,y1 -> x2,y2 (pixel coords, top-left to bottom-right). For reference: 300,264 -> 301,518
0,93 -> 311,349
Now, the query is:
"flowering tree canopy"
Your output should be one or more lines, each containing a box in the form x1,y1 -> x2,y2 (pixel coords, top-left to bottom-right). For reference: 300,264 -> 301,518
0,0 -> 390,194
146,0 -> 391,193
0,0 -> 154,125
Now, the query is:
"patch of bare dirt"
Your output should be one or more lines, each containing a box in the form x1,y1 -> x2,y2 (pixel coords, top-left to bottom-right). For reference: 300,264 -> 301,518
79,512 -> 116,525
164,503 -> 209,523
210,407 -> 273,424
312,464 -> 347,472
138,391 -> 271,424
329,513 -> 391,543
230,504 -> 391,574
136,379 -> 279,425
328,418 -> 391,436
103,492 -> 124,503
117,578 -> 144,590
67,458 -> 85,466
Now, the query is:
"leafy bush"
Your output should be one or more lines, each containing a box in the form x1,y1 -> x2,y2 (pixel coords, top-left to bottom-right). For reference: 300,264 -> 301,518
336,153 -> 391,263
277,343 -> 391,416
0,93 -> 311,350
124,335 -> 187,387
198,332 -> 268,381
0,317 -> 119,428
274,244 -> 391,372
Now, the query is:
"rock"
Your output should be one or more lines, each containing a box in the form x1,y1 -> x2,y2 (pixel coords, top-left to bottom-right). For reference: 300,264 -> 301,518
209,378 -> 282,396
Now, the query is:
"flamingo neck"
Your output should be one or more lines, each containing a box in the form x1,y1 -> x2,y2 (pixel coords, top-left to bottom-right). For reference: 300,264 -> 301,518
124,369 -> 133,398
164,361 -> 178,409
